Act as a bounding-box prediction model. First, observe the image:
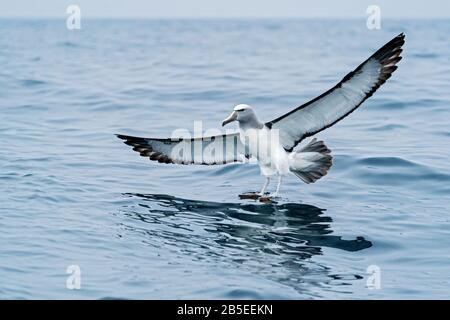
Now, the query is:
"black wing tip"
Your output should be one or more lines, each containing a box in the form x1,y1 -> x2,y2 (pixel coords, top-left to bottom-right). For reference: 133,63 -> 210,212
116,133 -> 144,141
116,134 -> 128,140
116,133 -> 147,142
116,133 -> 174,164
389,32 -> 405,44
115,134 -> 149,148
374,34 -> 406,83
116,134 -> 133,145
373,33 -> 406,62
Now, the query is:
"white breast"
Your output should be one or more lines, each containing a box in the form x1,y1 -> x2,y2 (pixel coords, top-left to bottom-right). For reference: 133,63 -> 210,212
240,126 -> 290,176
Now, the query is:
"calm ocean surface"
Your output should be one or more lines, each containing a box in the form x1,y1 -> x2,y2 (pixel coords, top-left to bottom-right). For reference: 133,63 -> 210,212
1,19 -> 449,299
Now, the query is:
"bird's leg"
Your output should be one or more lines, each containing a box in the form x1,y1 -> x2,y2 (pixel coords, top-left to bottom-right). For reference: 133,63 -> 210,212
258,177 -> 271,196
271,175 -> 283,198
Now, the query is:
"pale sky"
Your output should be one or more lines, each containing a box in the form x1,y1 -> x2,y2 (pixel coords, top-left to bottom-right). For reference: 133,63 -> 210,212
1,0 -> 449,18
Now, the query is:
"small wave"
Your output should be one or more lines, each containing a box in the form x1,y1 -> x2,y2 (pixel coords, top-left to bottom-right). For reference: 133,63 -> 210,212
412,52 -> 439,59
19,79 -> 46,87
157,90 -> 234,102
223,289 -> 265,299
58,41 -> 79,48
366,124 -> 407,131
357,156 -> 419,168
351,156 -> 450,188
13,104 -> 49,111
372,101 -> 408,110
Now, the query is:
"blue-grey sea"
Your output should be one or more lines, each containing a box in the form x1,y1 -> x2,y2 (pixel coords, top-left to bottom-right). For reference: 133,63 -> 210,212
1,19 -> 449,299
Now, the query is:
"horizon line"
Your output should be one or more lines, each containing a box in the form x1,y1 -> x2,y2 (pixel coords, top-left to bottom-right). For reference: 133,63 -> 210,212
0,15 -> 448,20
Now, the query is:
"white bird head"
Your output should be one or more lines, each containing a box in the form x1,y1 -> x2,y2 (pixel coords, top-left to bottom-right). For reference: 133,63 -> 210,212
222,104 -> 260,127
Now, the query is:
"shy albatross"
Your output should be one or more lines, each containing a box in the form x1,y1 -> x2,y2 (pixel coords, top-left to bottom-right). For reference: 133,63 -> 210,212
117,33 -> 405,200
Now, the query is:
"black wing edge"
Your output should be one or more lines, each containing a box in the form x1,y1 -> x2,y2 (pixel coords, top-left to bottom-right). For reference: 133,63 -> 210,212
116,134 -> 174,164
266,33 -> 405,150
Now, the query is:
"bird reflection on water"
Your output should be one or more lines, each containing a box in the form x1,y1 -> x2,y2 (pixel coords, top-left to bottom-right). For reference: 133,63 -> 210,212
119,193 -> 372,294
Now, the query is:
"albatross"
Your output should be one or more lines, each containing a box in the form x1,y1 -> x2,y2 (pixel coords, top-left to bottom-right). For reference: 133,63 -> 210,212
117,33 -> 405,200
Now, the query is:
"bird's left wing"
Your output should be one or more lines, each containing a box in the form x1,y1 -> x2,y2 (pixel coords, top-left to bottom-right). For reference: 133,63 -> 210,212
267,33 -> 405,151
116,133 -> 248,165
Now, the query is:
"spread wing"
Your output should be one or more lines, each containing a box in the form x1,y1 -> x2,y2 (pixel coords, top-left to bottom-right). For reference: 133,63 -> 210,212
116,133 -> 248,165
267,33 -> 405,151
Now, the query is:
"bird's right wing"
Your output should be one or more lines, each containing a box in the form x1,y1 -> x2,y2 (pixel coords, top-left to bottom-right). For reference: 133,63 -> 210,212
267,33 -> 405,151
116,133 -> 249,165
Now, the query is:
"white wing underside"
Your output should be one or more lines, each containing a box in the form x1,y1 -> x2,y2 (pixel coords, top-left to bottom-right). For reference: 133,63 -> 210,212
117,133 -> 249,165
267,33 -> 405,151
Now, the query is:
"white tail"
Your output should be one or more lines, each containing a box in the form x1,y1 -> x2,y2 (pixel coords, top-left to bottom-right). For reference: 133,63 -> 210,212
288,138 -> 333,184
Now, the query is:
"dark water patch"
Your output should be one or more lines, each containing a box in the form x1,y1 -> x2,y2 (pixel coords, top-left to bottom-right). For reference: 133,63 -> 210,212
437,131 -> 450,137
122,193 -> 372,258
328,274 -> 364,281
114,193 -> 373,297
